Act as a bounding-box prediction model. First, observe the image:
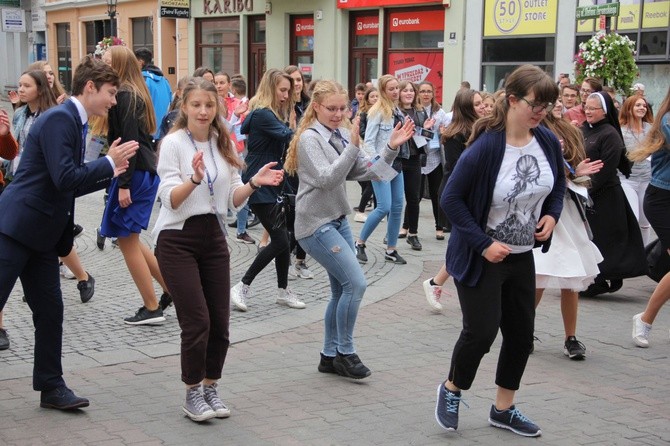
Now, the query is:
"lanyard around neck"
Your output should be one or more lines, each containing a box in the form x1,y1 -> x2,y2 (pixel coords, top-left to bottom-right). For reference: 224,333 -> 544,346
185,129 -> 219,199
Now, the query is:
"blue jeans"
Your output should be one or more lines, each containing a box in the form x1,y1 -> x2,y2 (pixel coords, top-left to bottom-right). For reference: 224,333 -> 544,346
299,218 -> 367,356
359,173 -> 405,248
236,205 -> 250,235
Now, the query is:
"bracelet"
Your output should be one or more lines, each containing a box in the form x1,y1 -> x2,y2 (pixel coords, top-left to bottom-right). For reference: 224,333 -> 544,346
387,143 -> 397,151
248,177 -> 261,190
190,176 -> 201,185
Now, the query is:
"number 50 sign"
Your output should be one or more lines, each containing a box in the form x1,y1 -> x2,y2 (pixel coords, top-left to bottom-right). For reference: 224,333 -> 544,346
484,0 -> 558,37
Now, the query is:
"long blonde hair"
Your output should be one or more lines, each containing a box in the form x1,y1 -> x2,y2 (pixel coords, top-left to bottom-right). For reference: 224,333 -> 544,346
629,85 -> 670,162
168,77 -> 242,170
27,60 -> 66,99
248,68 -> 294,121
107,45 -> 156,134
368,74 -> 398,121
284,80 -> 349,175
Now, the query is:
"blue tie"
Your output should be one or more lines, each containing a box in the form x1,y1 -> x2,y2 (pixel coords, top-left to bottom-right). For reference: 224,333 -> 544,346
81,122 -> 88,164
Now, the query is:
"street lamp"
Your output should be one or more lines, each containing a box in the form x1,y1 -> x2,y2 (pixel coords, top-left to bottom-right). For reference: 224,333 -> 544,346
106,0 -> 117,36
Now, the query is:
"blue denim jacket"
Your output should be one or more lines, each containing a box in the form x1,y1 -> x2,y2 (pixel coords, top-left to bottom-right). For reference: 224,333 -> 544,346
362,111 -> 410,160
649,113 -> 670,191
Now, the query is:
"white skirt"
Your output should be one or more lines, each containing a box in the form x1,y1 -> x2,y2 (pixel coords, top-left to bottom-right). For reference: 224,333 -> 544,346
534,194 -> 603,291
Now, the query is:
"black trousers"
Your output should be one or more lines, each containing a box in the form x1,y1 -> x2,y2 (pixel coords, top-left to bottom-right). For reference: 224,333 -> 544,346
357,181 -> 375,211
243,203 -> 290,289
0,233 -> 65,391
156,214 -> 231,385
422,164 -> 446,230
400,155 -> 422,234
448,251 -> 535,391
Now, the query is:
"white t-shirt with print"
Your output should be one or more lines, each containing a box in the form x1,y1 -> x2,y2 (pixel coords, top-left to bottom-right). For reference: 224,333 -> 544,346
486,137 -> 554,253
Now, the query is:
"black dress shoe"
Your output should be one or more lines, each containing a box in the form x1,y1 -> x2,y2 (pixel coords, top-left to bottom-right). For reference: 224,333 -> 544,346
0,328 -> 9,350
608,279 -> 623,293
96,227 -> 106,250
579,278 -> 610,297
77,273 -> 95,303
40,386 -> 89,410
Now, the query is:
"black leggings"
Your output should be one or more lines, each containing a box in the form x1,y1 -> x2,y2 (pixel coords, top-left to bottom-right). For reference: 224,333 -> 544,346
448,251 -> 535,391
242,203 -> 290,289
357,181 -> 375,211
400,155 -> 422,234
422,165 -> 446,230
644,185 -> 670,249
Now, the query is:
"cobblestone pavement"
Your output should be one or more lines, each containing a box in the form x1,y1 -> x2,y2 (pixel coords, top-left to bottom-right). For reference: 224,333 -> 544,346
1,184 -> 669,445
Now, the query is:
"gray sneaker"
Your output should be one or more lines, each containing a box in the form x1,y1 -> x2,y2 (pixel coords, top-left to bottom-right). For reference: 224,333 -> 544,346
183,386 -> 216,422
203,383 -> 231,418
123,306 -> 165,325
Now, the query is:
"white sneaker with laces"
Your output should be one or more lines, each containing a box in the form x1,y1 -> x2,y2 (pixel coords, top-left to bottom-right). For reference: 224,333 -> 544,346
288,265 -> 299,280
293,262 -> 314,279
632,312 -> 652,348
231,282 -> 250,312
59,263 -> 76,280
423,278 -> 443,312
276,288 -> 306,309
354,212 -> 367,223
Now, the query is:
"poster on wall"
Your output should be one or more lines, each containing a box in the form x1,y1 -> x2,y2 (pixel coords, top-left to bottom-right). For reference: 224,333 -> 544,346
389,52 -> 444,103
642,0 -> 670,28
160,0 -> 190,18
484,0 -> 558,36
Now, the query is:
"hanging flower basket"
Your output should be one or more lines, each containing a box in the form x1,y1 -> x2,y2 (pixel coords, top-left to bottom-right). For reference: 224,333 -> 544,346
574,31 -> 638,96
94,36 -> 126,58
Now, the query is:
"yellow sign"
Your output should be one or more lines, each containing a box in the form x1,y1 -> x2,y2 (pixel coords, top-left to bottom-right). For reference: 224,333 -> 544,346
484,0 -> 558,36
642,0 -> 670,28
615,1 -> 641,30
576,17 -> 595,32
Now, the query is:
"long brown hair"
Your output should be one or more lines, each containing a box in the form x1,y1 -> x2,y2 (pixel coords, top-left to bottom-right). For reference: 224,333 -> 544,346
418,81 -> 441,113
107,45 -> 156,134
357,87 -> 378,115
469,65 -> 558,145
20,70 -> 57,113
619,95 -> 653,132
284,80 -> 349,176
442,89 -> 480,141
543,112 -> 586,177
629,85 -> 670,162
398,80 -> 422,111
169,77 -> 242,170
248,68 -> 294,121
27,60 -> 66,99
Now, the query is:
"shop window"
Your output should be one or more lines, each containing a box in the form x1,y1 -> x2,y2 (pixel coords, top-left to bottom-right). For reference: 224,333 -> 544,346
349,13 -> 379,94
56,23 -> 72,91
290,15 -> 314,82
196,18 -> 240,75
639,31 -> 668,57
386,7 -> 445,102
483,37 -> 554,63
85,20 -> 111,55
132,17 -> 154,55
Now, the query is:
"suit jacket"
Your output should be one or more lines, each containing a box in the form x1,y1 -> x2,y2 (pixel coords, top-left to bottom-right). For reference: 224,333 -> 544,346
0,99 -> 114,256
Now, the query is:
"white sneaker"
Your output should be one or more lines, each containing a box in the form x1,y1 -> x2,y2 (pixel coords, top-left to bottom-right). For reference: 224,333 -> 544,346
423,278 -> 443,312
293,262 -> 314,279
276,288 -> 306,309
59,263 -> 76,280
231,282 -> 250,312
354,212 -> 367,223
632,313 -> 652,348
288,265 -> 299,280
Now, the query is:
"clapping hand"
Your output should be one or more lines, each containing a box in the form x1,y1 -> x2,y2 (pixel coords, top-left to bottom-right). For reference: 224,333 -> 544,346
350,116 -> 361,147
253,161 -> 284,187
191,151 -> 205,183
8,91 -> 19,105
107,137 -> 139,178
0,109 -> 10,136
388,117 -> 415,149
575,158 -> 603,177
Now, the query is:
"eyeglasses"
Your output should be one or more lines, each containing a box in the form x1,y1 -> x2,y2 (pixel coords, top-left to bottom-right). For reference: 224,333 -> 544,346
320,105 -> 349,114
583,106 -> 603,112
580,88 -> 593,95
562,93 -> 578,98
519,97 -> 554,113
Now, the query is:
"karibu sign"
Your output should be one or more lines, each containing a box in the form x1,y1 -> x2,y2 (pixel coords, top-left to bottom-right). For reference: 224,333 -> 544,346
484,0 -> 558,36
203,0 -> 254,15
388,52 -> 444,103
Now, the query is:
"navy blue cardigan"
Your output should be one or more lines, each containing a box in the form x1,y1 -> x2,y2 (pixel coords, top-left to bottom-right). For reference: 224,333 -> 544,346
441,126 -> 566,287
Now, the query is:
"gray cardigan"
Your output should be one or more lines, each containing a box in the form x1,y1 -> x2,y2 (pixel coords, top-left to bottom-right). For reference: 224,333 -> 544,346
294,121 -> 398,240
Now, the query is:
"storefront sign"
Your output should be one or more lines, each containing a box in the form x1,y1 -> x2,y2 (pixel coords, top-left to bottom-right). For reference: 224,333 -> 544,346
388,9 -> 444,32
576,2 -> 620,19
388,52 -> 443,102
642,0 -> 669,28
355,15 -> 379,35
338,0 -> 437,8
615,1 -> 640,30
203,0 -> 254,15
160,0 -> 190,18
294,17 -> 314,36
484,0 -> 558,36
2,8 -> 25,32
0,1 -> 20,6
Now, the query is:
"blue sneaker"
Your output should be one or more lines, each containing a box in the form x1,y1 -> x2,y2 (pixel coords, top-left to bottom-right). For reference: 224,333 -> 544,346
435,383 -> 465,431
488,404 -> 541,437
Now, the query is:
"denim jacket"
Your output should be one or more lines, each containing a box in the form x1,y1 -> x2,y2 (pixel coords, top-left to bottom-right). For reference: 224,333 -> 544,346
362,110 -> 410,160
649,113 -> 670,191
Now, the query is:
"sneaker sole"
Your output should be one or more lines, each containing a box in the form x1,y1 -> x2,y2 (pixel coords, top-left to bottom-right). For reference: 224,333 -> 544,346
356,257 -> 368,264
488,418 -> 541,437
276,299 -> 306,309
232,302 -> 248,312
434,384 -> 457,432
385,258 -> 407,265
564,349 -> 586,360
332,362 -> 371,379
183,407 -> 217,422
40,400 -> 90,410
235,238 -> 255,244
123,316 -> 166,326
213,408 -> 231,418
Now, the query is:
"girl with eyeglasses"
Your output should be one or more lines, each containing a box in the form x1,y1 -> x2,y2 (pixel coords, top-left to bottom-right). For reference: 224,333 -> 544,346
284,80 -> 414,379
579,91 -> 647,297
436,65 -> 565,437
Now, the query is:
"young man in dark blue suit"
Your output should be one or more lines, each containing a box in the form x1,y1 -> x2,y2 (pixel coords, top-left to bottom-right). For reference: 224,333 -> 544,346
0,56 -> 139,410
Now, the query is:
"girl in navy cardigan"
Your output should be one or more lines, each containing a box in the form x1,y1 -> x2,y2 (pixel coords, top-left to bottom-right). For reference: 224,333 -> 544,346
435,65 -> 565,438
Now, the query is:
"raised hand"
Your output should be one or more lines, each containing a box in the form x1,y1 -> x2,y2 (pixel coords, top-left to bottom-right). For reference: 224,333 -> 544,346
107,137 -> 139,169
388,117 -> 415,149
575,158 -> 603,177
8,91 -> 19,105
350,116 -> 360,148
0,109 -> 11,136
191,151 -> 205,183
253,161 -> 284,187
